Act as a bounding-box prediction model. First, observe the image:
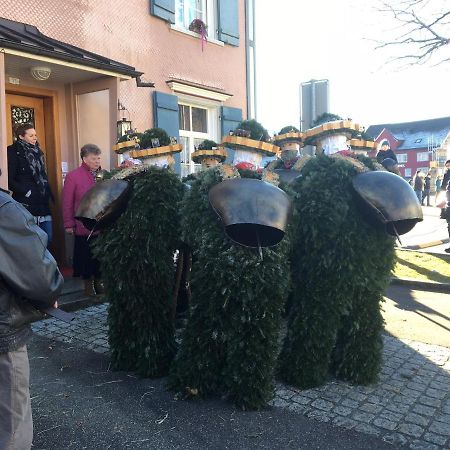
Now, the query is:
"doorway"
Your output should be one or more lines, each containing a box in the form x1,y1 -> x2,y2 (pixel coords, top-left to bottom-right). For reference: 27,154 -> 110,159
5,88 -> 64,264
6,94 -> 47,152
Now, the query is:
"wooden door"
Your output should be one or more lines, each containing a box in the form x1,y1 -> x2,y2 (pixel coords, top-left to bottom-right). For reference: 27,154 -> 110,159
5,92 -> 64,263
6,94 -> 47,155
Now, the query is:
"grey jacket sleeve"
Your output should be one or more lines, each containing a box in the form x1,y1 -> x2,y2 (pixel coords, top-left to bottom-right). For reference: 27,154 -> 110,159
0,200 -> 63,306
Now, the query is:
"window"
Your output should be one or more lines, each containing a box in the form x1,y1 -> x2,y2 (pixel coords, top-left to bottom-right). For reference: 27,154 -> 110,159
404,168 -> 411,178
397,154 -> 407,163
417,152 -> 429,162
179,102 -> 218,177
175,0 -> 217,39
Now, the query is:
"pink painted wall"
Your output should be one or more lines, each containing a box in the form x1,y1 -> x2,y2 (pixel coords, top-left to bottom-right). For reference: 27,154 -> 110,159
0,0 -> 248,132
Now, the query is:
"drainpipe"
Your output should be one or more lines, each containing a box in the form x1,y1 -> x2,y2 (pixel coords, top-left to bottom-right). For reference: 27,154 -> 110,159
0,52 -> 8,190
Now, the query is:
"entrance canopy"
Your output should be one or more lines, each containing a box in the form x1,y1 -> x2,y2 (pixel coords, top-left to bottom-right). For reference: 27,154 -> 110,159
0,17 -> 143,80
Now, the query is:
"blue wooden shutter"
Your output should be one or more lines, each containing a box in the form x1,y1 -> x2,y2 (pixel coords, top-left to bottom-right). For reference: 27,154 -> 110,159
221,106 -> 242,164
150,0 -> 175,23
218,0 -> 240,46
153,91 -> 181,174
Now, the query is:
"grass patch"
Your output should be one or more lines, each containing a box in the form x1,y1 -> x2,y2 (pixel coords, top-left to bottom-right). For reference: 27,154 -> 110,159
393,249 -> 450,283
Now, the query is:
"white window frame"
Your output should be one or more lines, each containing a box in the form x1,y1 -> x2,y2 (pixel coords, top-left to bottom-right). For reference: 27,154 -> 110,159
397,153 -> 407,163
178,95 -> 220,177
417,152 -> 429,162
404,168 -> 412,178
174,0 -> 217,39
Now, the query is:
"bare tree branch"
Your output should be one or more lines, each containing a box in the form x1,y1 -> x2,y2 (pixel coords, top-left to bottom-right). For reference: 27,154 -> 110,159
375,0 -> 450,65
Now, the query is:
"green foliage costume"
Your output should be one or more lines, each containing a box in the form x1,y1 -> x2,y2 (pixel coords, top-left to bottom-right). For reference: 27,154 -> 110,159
278,155 -> 396,389
168,166 -> 290,410
93,167 -> 184,377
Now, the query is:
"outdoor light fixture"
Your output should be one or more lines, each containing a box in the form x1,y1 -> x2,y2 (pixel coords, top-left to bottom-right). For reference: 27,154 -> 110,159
30,66 -> 52,81
117,118 -> 132,139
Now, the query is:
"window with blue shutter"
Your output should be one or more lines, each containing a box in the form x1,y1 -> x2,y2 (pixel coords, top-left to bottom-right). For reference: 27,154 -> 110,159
221,106 -> 242,164
153,91 -> 181,173
218,0 -> 239,46
150,0 -> 176,23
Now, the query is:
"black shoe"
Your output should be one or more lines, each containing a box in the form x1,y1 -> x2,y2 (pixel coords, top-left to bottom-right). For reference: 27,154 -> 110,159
445,248 -> 450,254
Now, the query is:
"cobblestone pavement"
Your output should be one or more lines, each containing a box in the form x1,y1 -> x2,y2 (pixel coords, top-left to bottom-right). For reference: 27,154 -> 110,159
32,304 -> 450,449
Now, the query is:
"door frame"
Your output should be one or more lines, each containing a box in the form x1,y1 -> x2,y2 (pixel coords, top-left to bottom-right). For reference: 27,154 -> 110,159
5,83 -> 65,264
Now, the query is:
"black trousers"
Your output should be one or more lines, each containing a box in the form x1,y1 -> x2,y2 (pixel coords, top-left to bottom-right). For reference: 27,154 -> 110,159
73,235 -> 100,280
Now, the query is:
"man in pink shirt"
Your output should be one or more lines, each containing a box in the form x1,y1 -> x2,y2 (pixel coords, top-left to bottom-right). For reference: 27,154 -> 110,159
62,144 -> 102,296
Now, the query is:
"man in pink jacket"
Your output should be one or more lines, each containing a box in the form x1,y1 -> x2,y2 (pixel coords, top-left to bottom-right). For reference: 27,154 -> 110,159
62,144 -> 102,296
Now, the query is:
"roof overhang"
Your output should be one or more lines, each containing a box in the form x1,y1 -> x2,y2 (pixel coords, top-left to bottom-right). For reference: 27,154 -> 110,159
0,18 -> 143,80
166,79 -> 232,102
2,47 -> 134,80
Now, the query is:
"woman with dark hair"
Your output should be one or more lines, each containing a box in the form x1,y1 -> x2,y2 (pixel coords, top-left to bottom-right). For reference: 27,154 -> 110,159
62,144 -> 103,296
7,123 -> 54,245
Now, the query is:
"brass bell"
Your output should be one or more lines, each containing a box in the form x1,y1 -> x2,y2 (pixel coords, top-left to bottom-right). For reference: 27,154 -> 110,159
352,171 -> 423,236
208,178 -> 292,247
75,179 -> 131,230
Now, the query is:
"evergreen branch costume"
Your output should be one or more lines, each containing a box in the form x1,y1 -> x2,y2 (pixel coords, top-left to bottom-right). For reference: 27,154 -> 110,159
278,155 -> 396,388
169,165 -> 291,410
93,167 -> 183,376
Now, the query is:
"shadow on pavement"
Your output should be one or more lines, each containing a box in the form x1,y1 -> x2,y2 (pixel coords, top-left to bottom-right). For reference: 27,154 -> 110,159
28,335 -> 395,450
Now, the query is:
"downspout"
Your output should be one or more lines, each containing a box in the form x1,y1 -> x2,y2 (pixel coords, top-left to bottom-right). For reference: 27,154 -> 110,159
0,52 -> 8,189
245,0 -> 256,120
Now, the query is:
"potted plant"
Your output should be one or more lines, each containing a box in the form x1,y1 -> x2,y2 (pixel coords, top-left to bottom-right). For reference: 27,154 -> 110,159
189,19 -> 208,51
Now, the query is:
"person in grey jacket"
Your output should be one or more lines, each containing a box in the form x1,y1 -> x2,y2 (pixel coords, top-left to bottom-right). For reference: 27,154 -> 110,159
0,187 -> 63,450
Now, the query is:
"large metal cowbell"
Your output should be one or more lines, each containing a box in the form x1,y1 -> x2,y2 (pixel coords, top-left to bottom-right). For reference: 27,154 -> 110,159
208,178 -> 292,248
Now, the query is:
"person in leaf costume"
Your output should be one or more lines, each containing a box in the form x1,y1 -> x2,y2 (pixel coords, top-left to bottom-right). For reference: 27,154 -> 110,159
169,120 -> 292,410
278,122 -> 422,389
92,164 -> 184,377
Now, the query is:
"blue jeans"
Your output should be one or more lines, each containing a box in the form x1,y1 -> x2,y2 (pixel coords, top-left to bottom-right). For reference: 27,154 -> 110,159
415,190 -> 423,204
38,219 -> 53,247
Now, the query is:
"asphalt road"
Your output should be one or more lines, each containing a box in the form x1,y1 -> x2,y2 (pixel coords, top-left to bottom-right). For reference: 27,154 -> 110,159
400,204 -> 448,248
28,336 -> 394,450
383,285 -> 450,348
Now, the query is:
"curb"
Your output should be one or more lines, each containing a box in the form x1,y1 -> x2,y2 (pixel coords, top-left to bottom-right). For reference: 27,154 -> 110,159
391,277 -> 450,293
59,295 -> 106,313
403,238 -> 449,250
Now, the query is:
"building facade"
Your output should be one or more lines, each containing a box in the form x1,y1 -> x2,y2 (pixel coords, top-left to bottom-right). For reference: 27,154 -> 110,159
366,117 -> 450,180
0,0 -> 255,262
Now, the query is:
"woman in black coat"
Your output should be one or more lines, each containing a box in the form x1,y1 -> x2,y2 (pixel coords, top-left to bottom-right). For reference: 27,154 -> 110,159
7,123 -> 53,246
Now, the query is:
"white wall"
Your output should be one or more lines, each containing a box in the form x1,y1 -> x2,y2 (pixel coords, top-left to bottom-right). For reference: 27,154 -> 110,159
76,89 -> 110,170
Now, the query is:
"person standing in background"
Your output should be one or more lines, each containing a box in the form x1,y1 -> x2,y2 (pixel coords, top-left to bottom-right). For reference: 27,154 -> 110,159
413,170 -> 424,204
376,140 -> 398,165
435,175 -> 442,206
422,173 -> 431,206
62,144 -> 103,296
7,123 -> 54,246
440,160 -> 450,253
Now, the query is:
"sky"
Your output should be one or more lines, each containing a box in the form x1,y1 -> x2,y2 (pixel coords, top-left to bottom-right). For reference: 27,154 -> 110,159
255,0 -> 450,134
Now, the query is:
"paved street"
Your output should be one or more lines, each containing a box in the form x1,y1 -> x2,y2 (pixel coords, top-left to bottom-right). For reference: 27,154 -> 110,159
28,334 -> 396,450
383,286 -> 450,348
401,205 -> 448,249
32,304 -> 450,449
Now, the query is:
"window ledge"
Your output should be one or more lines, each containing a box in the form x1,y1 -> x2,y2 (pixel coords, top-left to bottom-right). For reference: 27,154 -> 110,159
169,25 -> 224,47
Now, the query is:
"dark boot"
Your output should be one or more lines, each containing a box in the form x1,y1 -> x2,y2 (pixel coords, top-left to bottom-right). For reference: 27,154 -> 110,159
93,278 -> 105,295
84,278 -> 96,297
